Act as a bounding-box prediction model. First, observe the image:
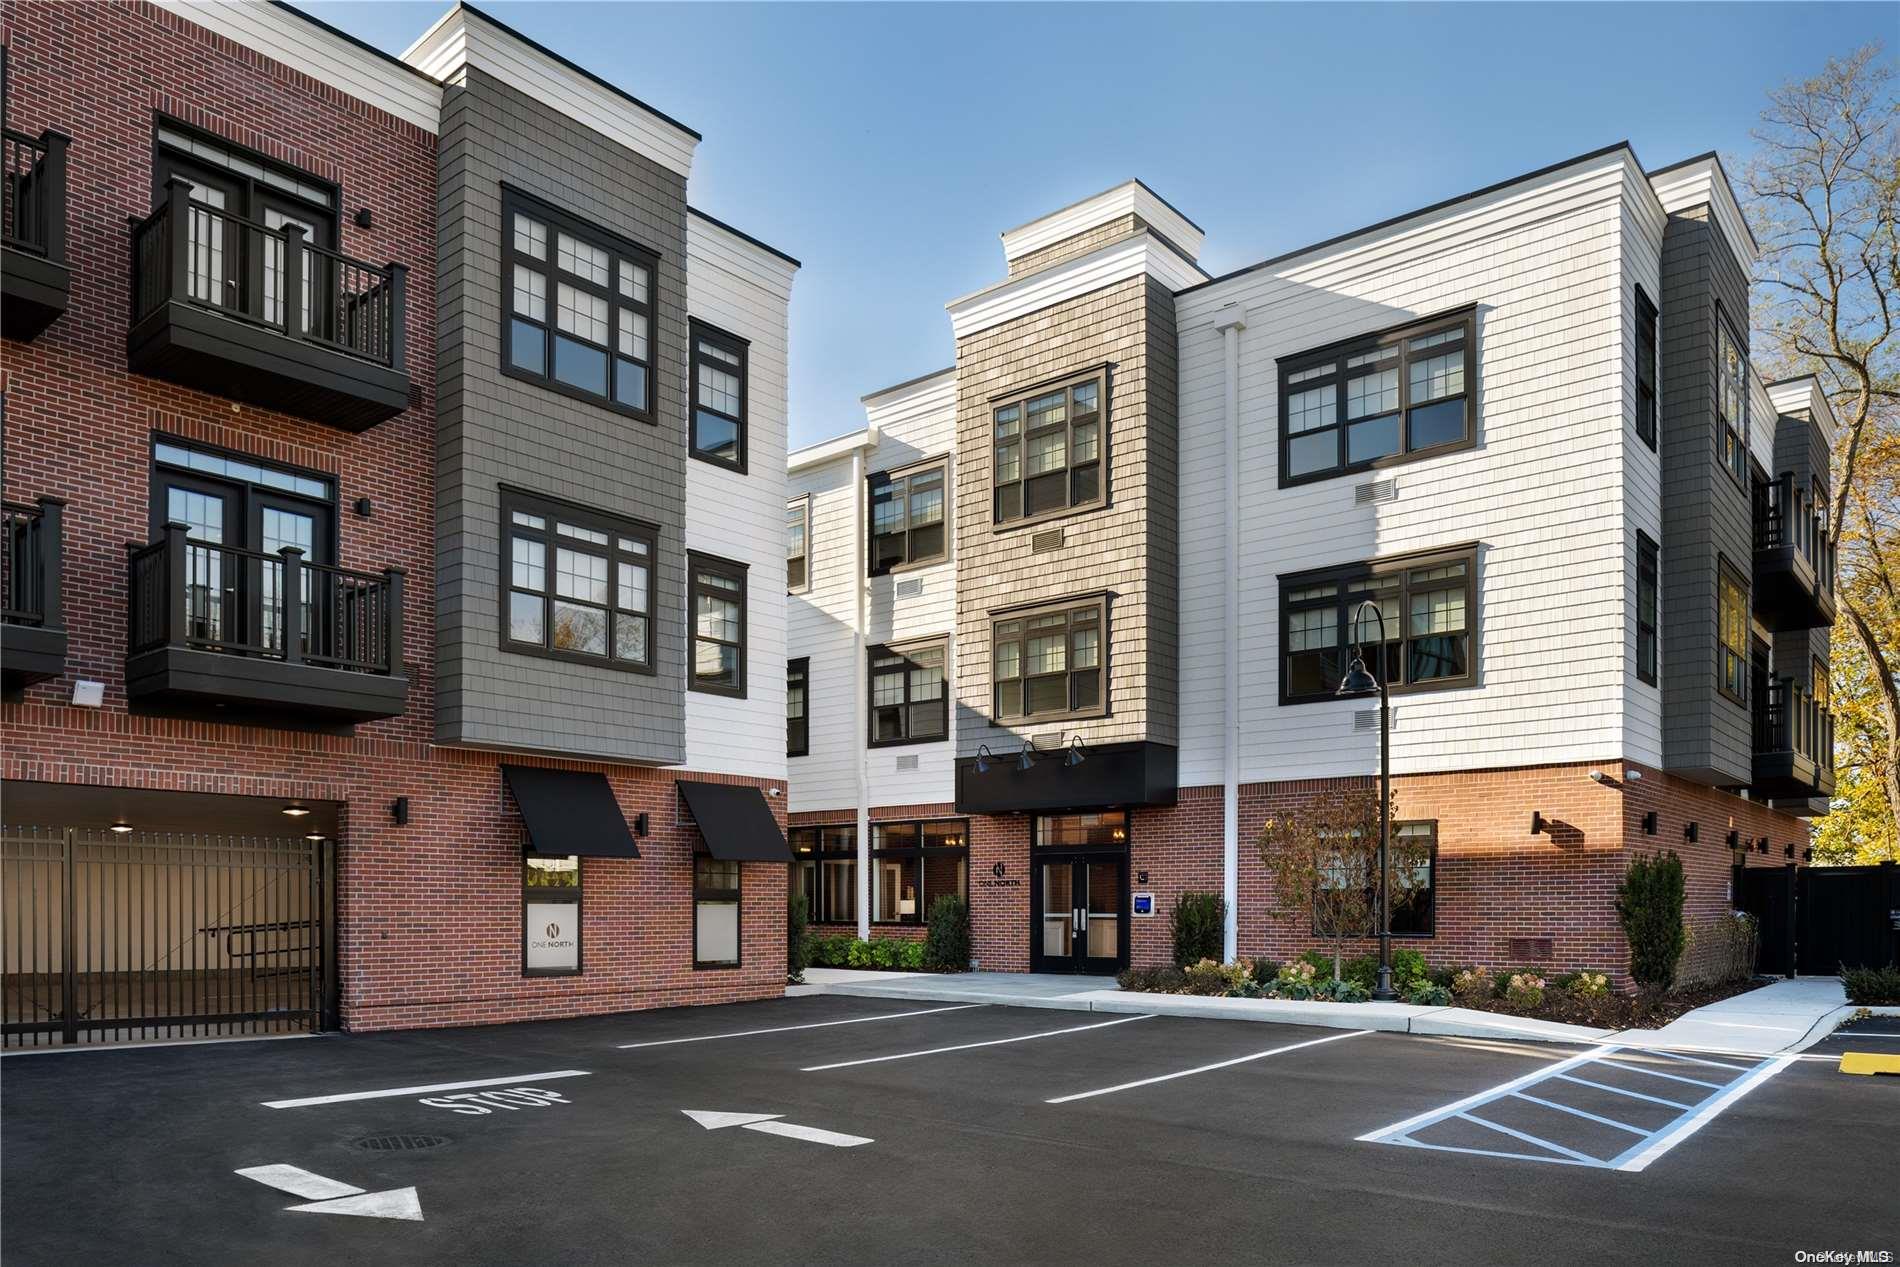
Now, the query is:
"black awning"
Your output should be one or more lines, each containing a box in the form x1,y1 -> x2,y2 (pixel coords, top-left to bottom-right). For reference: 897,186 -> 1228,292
502,765 -> 640,858
677,781 -> 791,862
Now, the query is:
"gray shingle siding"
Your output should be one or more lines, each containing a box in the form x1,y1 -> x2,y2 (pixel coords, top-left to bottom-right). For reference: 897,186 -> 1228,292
434,67 -> 689,763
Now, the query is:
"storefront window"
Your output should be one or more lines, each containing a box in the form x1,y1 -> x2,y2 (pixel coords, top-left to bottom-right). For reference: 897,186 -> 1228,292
523,854 -> 581,976
1033,812 -> 1129,848
790,825 -> 858,924
792,821 -> 968,925
693,856 -> 741,967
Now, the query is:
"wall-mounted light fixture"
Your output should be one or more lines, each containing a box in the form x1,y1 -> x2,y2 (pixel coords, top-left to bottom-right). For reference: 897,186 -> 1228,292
1530,811 -> 1548,836
634,812 -> 649,837
354,496 -> 374,519
1755,840 -> 1769,854
1684,822 -> 1698,842
109,821 -> 134,835
1784,843 -> 1795,859
1016,743 -> 1036,772
304,830 -> 326,843
1726,829 -> 1740,848
354,207 -> 373,229
390,796 -> 410,826
282,803 -> 311,818
1802,847 -> 1813,862
1588,770 -> 1605,783
973,744 -> 996,775
1065,736 -> 1087,768
1626,769 -> 1644,782
1641,811 -> 1658,835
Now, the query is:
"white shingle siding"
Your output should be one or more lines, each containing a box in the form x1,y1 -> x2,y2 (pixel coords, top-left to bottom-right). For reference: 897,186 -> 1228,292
1620,165 -> 1669,767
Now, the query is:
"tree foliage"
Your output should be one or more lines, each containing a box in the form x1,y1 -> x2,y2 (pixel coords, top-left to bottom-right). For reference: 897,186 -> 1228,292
1744,44 -> 1899,862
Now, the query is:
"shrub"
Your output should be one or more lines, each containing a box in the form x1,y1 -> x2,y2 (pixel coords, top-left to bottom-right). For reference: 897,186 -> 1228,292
1298,949 -> 1337,979
897,940 -> 926,971
1679,911 -> 1761,987
1504,973 -> 1546,1009
1843,964 -> 1900,1006
1404,981 -> 1453,1007
1171,892 -> 1227,968
1314,977 -> 1371,1003
922,894 -> 972,973
1565,971 -> 1609,998
1616,850 -> 1687,992
1452,966 -> 1495,1001
787,894 -> 810,983
1390,948 -> 1430,992
1117,966 -> 1187,994
1340,955 -> 1378,991
1226,976 -> 1265,999
1247,957 -> 1282,983
1182,958 -> 1249,996
1268,960 -> 1319,1000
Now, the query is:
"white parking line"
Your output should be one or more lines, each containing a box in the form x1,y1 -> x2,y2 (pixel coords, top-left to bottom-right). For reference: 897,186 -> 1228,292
236,1164 -> 364,1200
1046,1029 -> 1372,1104
262,1070 -> 591,1109
1358,1045 -> 1619,1144
617,1004 -> 986,1049
1616,1053 -> 1796,1172
801,1014 -> 1153,1072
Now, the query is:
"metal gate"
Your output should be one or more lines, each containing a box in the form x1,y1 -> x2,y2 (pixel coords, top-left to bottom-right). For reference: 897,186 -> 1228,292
1798,862 -> 1900,974
1,827 -> 335,1047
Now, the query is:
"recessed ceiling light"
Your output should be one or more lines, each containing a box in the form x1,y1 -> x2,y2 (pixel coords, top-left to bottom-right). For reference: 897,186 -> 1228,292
304,831 -> 326,843
281,804 -> 311,818
109,821 -> 134,834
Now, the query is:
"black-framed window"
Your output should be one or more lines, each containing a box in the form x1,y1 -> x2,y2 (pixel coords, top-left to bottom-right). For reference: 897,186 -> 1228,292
1033,812 -> 1128,848
1280,547 -> 1476,704
1718,558 -> 1748,703
868,819 -> 969,925
502,188 -> 655,419
502,491 -> 654,671
1717,316 -> 1748,487
690,324 -> 748,470
688,553 -> 747,696
786,498 -> 810,593
1312,821 -> 1435,938
869,639 -> 947,746
787,657 -> 809,757
789,825 -> 858,924
693,856 -> 741,967
523,854 -> 581,977
992,372 -> 1105,526
869,463 -> 947,574
992,597 -> 1105,722
1636,532 -> 1659,686
1634,286 -> 1658,451
1278,307 -> 1476,486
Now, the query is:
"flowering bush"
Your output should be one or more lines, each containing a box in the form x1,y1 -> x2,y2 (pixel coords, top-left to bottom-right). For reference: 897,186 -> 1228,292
1505,973 -> 1546,1008
1452,966 -> 1495,1001
1182,958 -> 1251,996
1314,977 -> 1372,1003
1404,981 -> 1453,1007
1566,971 -> 1609,998
1268,960 -> 1320,1000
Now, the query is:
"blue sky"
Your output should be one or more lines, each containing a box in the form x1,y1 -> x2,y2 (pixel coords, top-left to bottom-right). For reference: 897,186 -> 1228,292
304,1 -> 1891,449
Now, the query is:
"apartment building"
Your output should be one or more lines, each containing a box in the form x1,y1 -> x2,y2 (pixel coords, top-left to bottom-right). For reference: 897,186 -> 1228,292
787,151 -> 1836,982
0,0 -> 795,1046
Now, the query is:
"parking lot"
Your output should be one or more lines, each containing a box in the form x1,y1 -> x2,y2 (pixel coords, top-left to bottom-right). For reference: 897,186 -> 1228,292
4,994 -> 1896,1265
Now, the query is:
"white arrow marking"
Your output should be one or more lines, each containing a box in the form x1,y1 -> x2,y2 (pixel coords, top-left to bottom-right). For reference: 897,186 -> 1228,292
682,1109 -> 872,1148
285,1188 -> 423,1222
236,1165 -> 365,1200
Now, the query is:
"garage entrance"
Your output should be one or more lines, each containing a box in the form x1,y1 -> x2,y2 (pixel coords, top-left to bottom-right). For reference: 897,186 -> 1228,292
1,824 -> 335,1047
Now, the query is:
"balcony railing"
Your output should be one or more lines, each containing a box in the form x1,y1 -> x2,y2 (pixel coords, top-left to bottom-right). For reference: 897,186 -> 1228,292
127,524 -> 403,675
1752,472 -> 1837,632
1,497 -> 67,693
2,124 -> 66,261
1753,675 -> 1835,801
131,178 -> 405,369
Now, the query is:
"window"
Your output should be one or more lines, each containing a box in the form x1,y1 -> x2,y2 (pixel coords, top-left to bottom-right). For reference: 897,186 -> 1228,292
786,498 -> 810,593
1813,657 -> 1830,713
502,491 -> 654,671
787,657 -> 809,757
1311,821 -> 1435,937
1279,547 -> 1476,704
1277,308 -> 1476,485
869,819 -> 969,924
1635,286 -> 1658,451
1636,532 -> 1659,686
991,597 -> 1106,722
1718,559 -> 1748,703
523,854 -> 581,976
688,553 -> 748,696
992,372 -> 1105,525
1033,812 -> 1128,848
502,188 -> 655,419
691,323 -> 748,470
693,856 -> 741,967
1718,317 -> 1748,486
869,639 -> 947,746
869,463 -> 947,574
789,825 -> 858,924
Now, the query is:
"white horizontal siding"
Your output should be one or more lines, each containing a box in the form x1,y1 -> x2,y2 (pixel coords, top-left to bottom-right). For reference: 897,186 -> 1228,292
947,234 -> 1203,338
1622,166 -> 1668,767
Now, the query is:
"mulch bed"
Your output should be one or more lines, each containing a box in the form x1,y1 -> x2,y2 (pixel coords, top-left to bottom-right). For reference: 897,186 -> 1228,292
1461,976 -> 1767,1030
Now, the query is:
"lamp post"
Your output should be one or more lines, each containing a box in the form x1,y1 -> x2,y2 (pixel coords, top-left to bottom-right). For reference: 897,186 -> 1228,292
1336,599 -> 1396,1002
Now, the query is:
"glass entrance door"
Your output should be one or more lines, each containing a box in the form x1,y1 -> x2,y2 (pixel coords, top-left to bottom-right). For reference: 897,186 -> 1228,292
1032,853 -> 1126,974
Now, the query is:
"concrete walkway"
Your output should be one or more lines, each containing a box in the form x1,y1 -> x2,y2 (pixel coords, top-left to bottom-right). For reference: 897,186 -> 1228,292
793,968 -> 1872,1054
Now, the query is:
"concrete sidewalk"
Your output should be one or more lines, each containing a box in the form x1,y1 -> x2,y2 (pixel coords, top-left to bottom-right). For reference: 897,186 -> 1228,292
795,968 -> 1871,1054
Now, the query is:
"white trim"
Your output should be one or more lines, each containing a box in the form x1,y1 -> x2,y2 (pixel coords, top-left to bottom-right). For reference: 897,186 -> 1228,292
402,5 -> 697,177
861,367 -> 957,409
790,426 -> 881,473
1649,156 -> 1758,269
153,1 -> 442,133
1000,179 -> 1204,263
688,210 -> 798,297
1768,377 -> 1838,448
948,232 -> 1207,339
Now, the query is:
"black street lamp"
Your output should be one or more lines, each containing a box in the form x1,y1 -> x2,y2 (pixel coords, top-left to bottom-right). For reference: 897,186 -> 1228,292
1336,599 -> 1396,1002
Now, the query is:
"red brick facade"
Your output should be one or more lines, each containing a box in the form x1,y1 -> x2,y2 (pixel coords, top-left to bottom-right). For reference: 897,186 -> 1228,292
1,3 -> 785,1033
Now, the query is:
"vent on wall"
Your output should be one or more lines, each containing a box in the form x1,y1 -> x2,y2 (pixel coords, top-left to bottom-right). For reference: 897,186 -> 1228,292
1030,528 -> 1065,553
1355,479 -> 1398,506
895,577 -> 924,599
893,754 -> 919,772
1353,709 -> 1396,732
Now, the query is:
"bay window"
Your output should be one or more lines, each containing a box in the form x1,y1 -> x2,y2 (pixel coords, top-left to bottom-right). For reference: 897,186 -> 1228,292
502,491 -> 654,671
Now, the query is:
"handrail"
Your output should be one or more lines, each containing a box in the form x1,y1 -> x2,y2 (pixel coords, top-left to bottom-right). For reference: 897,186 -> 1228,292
2,497 -> 64,629
1754,674 -> 1834,773
1,122 -> 68,261
1754,471 -> 1837,596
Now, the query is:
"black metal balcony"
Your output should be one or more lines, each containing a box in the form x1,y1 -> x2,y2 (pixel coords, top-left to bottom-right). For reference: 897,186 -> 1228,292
124,523 -> 408,726
1753,473 -> 1836,632
126,178 -> 410,432
1752,676 -> 1835,802
1,122 -> 71,342
2,497 -> 66,694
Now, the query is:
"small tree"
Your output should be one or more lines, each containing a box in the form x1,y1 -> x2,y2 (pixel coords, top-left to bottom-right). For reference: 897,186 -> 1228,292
1616,851 -> 1687,993
1256,786 -> 1431,982
922,894 -> 971,973
787,893 -> 810,983
1169,892 -> 1226,967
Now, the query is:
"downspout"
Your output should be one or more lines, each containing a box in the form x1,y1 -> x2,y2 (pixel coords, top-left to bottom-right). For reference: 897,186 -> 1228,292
852,442 -> 872,941
1216,304 -> 1247,963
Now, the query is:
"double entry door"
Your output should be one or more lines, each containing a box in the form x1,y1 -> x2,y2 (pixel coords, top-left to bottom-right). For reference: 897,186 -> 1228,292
156,153 -> 335,334
156,470 -> 331,655
1033,852 -> 1127,974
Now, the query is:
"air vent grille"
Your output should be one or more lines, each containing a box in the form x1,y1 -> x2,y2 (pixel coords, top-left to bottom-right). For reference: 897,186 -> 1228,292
895,577 -> 924,598
351,1134 -> 447,1152
1354,479 -> 1398,505
1353,709 -> 1396,732
1030,528 -> 1065,553
893,754 -> 919,772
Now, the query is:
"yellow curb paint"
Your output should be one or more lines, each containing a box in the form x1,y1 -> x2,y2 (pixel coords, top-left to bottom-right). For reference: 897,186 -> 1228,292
1838,1052 -> 1900,1076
